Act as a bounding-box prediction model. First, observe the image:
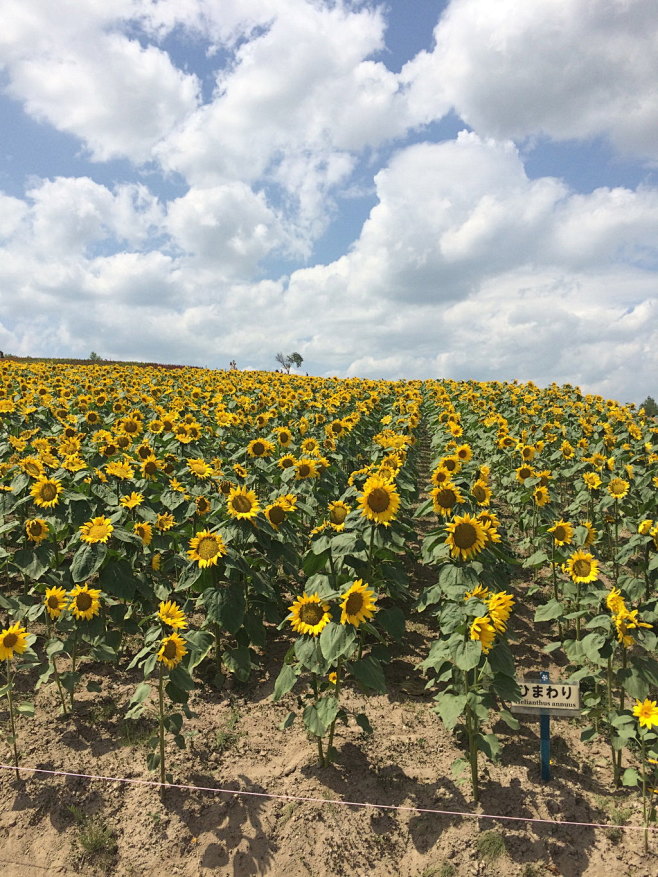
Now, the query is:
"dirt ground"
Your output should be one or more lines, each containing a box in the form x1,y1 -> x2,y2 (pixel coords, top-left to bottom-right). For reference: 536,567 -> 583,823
0,599 -> 655,877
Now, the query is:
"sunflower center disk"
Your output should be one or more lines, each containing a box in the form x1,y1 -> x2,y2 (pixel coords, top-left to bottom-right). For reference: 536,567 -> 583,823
163,641 -> 177,660
437,489 -> 456,507
368,488 -> 390,513
47,596 -> 60,609
473,486 -> 486,502
252,442 -> 265,455
76,593 -> 92,611
269,507 -> 286,525
454,523 -> 477,549
345,593 -> 364,615
554,527 -> 566,541
298,465 -> 311,477
42,484 -> 57,501
330,507 -> 347,525
232,496 -> 253,513
3,633 -> 17,649
573,559 -> 591,577
197,537 -> 219,559
299,604 -> 324,626
88,524 -> 107,540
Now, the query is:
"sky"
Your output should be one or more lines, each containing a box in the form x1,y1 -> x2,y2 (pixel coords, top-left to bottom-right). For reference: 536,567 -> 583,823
1,0 -> 657,404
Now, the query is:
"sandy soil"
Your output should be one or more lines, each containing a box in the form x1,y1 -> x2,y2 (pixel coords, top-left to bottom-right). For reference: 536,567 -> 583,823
0,598 -> 655,877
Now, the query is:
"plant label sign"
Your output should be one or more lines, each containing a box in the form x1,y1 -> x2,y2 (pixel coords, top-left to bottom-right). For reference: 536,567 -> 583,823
511,681 -> 580,718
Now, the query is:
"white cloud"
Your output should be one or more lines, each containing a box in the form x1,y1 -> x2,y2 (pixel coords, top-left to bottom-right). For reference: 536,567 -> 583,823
403,0 -> 658,160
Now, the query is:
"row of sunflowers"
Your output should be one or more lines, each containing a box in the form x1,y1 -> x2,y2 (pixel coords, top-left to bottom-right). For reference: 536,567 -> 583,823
0,360 -> 657,840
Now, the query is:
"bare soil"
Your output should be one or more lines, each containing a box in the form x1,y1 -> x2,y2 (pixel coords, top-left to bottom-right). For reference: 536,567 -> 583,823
0,599 -> 655,877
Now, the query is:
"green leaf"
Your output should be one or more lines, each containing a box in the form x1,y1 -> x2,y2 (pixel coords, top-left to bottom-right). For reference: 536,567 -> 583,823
294,637 -> 328,674
168,665 -> 195,692
476,732 -> 501,762
581,633 -> 606,664
303,549 -> 330,576
184,630 -> 214,671
70,543 -> 107,582
319,622 -> 357,664
523,550 -> 549,568
349,656 -> 386,692
434,693 -> 468,730
534,600 -> 564,622
454,640 -> 482,671
622,767 -> 639,787
488,640 -> 515,677
315,694 -> 339,728
99,559 -> 139,600
272,664 -> 298,701
376,606 -> 405,641
12,546 -> 51,580
302,702 -> 333,737
222,647 -> 252,682
16,702 -> 35,717
202,583 -> 245,634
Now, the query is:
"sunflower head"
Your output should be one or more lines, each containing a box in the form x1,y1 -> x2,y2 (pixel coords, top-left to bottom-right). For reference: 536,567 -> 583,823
68,584 -> 102,621
158,600 -> 187,630
430,483 -> 464,517
445,513 -> 488,561
44,586 -> 68,620
79,516 -> 114,544
188,529 -> 228,567
0,622 -> 29,660
469,616 -> 496,654
288,593 -> 332,637
25,518 -> 50,543
30,476 -> 63,508
359,475 -> 400,526
328,500 -> 350,529
565,549 -> 599,584
226,486 -> 260,520
339,580 -> 377,627
158,632 -> 188,670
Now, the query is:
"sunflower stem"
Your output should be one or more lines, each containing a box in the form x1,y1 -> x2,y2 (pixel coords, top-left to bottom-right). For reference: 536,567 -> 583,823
46,616 -> 68,715
325,662 -> 342,764
158,662 -> 166,800
69,629 -> 78,712
5,660 -> 20,780
641,734 -> 649,853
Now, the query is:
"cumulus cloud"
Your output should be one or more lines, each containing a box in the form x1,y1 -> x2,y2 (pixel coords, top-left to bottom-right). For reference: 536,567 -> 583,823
403,0 -> 658,160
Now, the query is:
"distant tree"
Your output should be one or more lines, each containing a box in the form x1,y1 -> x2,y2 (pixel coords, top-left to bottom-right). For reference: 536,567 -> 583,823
641,395 -> 658,417
89,351 -> 102,362
275,351 -> 303,373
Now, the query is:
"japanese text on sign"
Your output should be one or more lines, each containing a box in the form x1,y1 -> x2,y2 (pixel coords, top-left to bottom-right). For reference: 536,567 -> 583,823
511,681 -> 580,715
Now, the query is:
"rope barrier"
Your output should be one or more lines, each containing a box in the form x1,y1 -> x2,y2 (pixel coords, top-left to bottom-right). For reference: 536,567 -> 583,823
1,762 -> 656,834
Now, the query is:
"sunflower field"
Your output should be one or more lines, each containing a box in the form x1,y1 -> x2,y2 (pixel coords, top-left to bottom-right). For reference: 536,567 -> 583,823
1,359 -> 657,875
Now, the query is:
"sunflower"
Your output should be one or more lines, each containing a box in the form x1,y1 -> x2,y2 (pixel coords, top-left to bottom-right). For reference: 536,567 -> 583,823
277,454 -> 297,470
607,477 -> 630,500
158,600 -> 187,630
632,699 -> 658,730
565,549 -> 599,583
606,587 -> 626,616
445,514 -> 488,561
44,586 -> 68,620
614,607 -> 652,646
80,516 -> 114,544
155,512 -> 176,531
188,529 -> 228,567
226,486 -> 260,520
469,616 -> 496,654
358,475 -> 400,526
233,463 -> 248,479
548,520 -> 574,546
133,521 -> 153,546
247,438 -> 275,459
455,443 -> 473,462
30,476 -> 63,508
515,465 -> 535,483
486,591 -> 515,633
471,480 -> 491,506
140,456 -> 161,479
340,580 -> 377,627
638,519 -> 654,536
119,491 -> 144,509
582,472 -> 601,490
464,584 -> 490,601
328,500 -> 350,530
0,622 -> 29,660
295,458 -> 319,480
430,483 -> 464,517
187,458 -> 213,478
68,584 -> 102,621
264,501 -> 288,531
581,520 -> 598,546
533,485 -> 550,507
105,460 -> 134,479
275,427 -> 293,447
288,593 -> 332,637
195,495 -> 211,515
25,518 -> 49,543
157,632 -> 187,670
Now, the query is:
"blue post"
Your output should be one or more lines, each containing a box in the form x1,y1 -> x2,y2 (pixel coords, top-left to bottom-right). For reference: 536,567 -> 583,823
539,670 -> 551,781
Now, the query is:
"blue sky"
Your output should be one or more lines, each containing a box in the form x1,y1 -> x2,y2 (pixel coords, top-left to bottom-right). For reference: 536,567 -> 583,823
1,0 -> 657,403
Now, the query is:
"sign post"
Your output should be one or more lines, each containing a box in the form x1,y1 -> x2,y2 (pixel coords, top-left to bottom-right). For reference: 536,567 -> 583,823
511,674 -> 580,783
